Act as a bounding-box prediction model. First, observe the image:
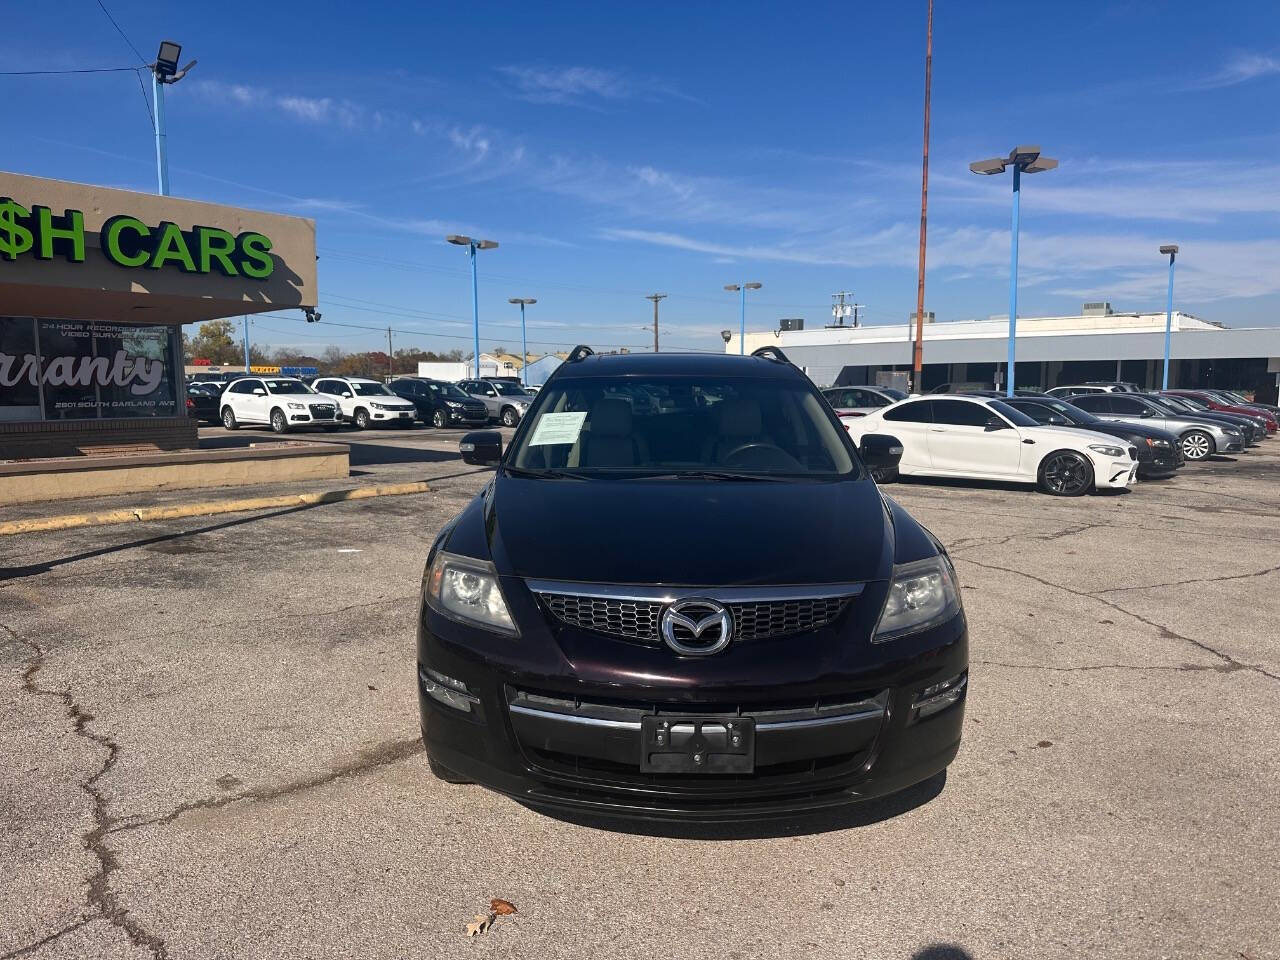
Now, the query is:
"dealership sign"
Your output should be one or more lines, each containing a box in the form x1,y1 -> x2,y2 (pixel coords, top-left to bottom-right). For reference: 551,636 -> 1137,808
0,199 -> 274,279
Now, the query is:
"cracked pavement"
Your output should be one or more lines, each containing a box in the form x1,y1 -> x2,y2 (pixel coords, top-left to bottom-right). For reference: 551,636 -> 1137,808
1,439 -> 1278,959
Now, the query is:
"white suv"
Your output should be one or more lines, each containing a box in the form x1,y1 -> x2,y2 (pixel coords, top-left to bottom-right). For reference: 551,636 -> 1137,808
313,376 -> 418,428
220,378 -> 341,433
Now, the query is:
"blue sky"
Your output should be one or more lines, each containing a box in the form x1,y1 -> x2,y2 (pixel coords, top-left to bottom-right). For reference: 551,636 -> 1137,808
5,0 -> 1280,354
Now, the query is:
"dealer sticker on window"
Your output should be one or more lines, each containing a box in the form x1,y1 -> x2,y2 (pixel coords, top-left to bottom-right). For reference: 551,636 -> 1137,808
528,411 -> 587,446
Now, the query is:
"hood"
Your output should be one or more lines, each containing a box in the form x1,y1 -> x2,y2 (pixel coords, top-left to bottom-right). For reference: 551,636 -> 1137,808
1092,420 -> 1178,443
485,475 -> 894,586
1025,425 -> 1133,449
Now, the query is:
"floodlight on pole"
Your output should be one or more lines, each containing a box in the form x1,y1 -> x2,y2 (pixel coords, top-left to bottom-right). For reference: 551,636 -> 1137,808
1159,245 -> 1180,390
148,41 -> 196,196
508,298 -> 537,384
725,282 -> 762,354
969,144 -> 1057,395
447,235 -> 500,376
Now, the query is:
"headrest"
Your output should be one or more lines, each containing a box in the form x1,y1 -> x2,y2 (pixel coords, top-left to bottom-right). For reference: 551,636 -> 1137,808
591,397 -> 633,437
717,398 -> 762,436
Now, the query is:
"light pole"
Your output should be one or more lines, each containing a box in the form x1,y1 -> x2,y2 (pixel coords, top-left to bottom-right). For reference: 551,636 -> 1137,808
724,282 -> 762,355
644,293 -> 666,352
1160,244 -> 1179,389
447,235 -> 499,377
507,298 -> 536,384
149,41 -> 196,196
970,145 -> 1058,396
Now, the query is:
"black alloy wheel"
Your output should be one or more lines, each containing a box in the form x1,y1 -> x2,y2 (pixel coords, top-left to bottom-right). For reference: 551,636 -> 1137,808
1039,451 -> 1093,496
432,408 -> 448,428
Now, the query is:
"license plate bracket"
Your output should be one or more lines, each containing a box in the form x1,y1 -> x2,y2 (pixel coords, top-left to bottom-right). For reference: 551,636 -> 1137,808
639,715 -> 755,774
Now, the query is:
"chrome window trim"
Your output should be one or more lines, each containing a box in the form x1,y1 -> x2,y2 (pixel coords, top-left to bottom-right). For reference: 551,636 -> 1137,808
525,579 -> 866,604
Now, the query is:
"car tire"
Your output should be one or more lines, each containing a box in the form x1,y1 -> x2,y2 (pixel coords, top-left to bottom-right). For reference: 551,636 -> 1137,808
432,409 -> 448,429
270,408 -> 289,434
501,406 -> 519,427
221,406 -> 238,430
354,407 -> 370,430
1037,450 -> 1093,496
1180,430 -> 1214,461
428,756 -> 470,784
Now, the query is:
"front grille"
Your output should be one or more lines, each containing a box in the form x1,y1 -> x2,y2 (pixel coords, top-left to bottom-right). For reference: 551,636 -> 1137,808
310,404 -> 336,418
536,591 -> 851,643
1127,447 -> 1136,460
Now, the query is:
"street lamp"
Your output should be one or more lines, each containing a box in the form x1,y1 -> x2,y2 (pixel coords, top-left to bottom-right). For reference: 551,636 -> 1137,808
969,145 -> 1057,395
507,298 -> 536,384
724,282 -> 762,355
447,235 -> 500,377
1160,244 -> 1179,389
149,41 -> 197,196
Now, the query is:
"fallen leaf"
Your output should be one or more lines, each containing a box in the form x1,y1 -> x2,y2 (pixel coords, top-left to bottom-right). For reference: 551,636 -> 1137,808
490,898 -> 517,916
466,914 -> 493,937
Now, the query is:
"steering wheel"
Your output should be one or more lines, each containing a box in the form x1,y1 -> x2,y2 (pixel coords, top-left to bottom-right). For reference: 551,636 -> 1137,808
720,442 -> 803,470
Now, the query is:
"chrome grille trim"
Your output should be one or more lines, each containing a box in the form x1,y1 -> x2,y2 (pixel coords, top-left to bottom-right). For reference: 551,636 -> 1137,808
528,580 -> 863,643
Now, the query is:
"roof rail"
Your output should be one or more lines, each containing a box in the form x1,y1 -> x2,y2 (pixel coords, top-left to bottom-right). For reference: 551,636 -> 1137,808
750,345 -> 791,364
565,344 -> 595,363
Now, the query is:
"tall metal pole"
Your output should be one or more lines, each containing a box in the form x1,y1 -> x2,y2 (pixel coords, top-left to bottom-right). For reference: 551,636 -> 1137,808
1006,164 -> 1021,397
1162,250 -> 1177,390
912,0 -> 933,389
242,315 -> 250,371
152,71 -> 170,196
387,327 -> 394,381
739,284 -> 746,355
469,242 -> 480,378
519,302 -> 527,383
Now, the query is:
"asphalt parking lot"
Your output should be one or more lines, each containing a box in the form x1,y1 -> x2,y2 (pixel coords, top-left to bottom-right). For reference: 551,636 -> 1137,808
2,435 -> 1278,959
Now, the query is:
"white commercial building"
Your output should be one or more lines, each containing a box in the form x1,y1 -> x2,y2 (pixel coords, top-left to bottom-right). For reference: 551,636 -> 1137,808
727,304 -> 1280,401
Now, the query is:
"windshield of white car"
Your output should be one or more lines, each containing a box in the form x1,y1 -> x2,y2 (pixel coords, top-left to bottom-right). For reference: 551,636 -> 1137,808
265,380 -> 314,395
508,376 -> 856,478
492,382 -> 531,397
987,400 -> 1039,427
352,383 -> 393,396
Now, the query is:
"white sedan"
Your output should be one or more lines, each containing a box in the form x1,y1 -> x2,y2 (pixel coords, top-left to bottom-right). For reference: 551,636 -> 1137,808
843,394 -> 1138,496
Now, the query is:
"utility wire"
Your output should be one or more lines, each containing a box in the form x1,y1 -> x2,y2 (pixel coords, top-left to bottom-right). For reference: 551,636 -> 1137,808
0,66 -> 139,75
133,67 -> 154,126
94,0 -> 149,64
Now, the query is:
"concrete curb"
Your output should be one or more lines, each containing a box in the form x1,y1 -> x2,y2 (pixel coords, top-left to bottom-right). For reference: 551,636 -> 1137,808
0,481 -> 431,537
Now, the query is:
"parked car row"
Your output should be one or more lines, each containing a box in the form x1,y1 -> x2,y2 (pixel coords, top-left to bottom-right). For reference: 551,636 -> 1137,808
827,383 -> 1275,496
187,374 -> 537,433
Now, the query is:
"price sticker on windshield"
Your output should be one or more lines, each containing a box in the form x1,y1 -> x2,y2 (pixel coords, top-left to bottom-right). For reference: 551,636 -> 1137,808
528,411 -> 587,446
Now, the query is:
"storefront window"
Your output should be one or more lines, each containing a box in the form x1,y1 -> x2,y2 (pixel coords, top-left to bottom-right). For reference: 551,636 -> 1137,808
0,316 -> 180,422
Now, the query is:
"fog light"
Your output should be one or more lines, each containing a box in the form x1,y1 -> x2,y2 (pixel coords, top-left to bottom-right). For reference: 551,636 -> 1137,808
913,672 -> 967,719
420,666 -> 479,713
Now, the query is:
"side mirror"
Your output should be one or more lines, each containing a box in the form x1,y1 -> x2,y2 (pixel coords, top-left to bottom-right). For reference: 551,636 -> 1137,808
341,391 -> 353,398
460,430 -> 503,466
860,433 -> 903,471
253,388 -> 267,396
985,416 -> 1009,431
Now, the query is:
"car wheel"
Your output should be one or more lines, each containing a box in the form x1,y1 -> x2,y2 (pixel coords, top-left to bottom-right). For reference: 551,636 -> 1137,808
354,407 -> 370,429
1038,450 -> 1093,496
501,406 -> 519,427
221,406 -> 238,430
270,408 -> 289,434
432,408 -> 448,429
1180,430 -> 1214,461
428,756 -> 470,784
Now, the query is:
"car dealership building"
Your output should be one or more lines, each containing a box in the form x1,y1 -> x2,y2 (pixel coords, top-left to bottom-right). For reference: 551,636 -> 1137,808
731,305 -> 1280,402
1,171 -> 317,459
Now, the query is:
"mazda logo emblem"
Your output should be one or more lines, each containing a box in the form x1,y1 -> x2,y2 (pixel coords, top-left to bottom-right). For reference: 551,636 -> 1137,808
660,598 -> 733,656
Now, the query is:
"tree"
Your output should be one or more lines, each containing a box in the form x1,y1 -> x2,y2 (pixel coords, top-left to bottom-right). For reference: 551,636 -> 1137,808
187,319 -> 241,364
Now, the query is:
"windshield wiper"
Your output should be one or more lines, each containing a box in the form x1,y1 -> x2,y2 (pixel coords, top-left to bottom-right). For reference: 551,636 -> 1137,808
502,465 -> 587,480
627,470 -> 793,482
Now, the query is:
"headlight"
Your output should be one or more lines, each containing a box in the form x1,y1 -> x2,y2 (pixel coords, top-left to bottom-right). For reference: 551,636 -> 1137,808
425,551 -> 518,635
445,400 -> 462,408
1088,443 -> 1126,458
370,402 -> 387,410
873,556 -> 961,642
1152,438 -> 1171,448
287,402 -> 305,410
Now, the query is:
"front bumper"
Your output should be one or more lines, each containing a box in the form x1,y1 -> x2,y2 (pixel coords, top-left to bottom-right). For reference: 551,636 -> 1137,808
1094,457 -> 1138,488
416,592 -> 968,822
448,407 -> 489,425
368,408 -> 417,422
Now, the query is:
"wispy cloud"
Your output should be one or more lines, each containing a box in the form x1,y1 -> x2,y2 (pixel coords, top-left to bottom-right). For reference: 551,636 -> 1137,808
194,80 -> 364,129
496,64 -> 693,106
1196,51 -> 1280,89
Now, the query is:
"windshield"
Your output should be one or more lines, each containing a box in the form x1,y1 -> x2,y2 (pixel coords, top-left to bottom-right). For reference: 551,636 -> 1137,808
988,400 -> 1039,427
493,382 -> 531,397
508,376 -> 856,478
265,379 -> 314,395
352,382 -> 393,396
1149,396 -> 1190,413
1171,395 -> 1207,410
1034,399 -> 1095,424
